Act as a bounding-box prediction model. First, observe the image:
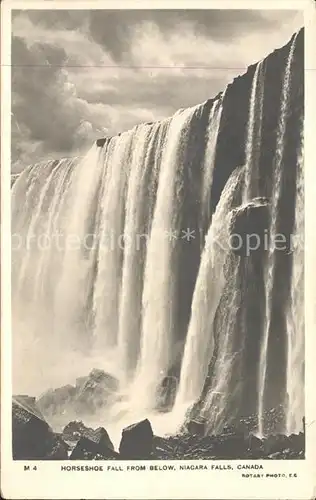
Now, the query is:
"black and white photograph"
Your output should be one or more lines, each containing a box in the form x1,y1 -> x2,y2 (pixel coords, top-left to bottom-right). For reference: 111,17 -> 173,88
8,6 -> 306,465
2,3 -> 315,498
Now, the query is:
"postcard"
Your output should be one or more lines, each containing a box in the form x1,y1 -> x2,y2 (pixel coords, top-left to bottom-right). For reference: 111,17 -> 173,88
1,0 -> 316,498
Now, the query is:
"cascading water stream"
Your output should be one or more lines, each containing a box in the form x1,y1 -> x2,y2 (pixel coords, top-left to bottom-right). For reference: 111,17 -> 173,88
170,95 -> 225,412
32,159 -> 77,302
91,135 -> 134,351
53,146 -> 105,350
286,121 -> 304,434
117,122 -> 168,379
174,57 -> 265,432
130,107 -> 204,411
175,167 -> 244,410
243,60 -> 265,202
200,92 -> 225,232
258,33 -> 298,436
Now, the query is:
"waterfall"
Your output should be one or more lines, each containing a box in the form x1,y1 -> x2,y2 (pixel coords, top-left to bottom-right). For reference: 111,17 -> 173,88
91,136 -> 134,351
200,92 -> 225,230
11,31 -> 304,439
131,105 -> 206,410
53,146 -> 105,351
286,122 -> 304,434
117,122 -> 168,378
258,33 -> 298,436
174,58 -> 265,431
243,60 -> 265,202
175,166 -> 243,408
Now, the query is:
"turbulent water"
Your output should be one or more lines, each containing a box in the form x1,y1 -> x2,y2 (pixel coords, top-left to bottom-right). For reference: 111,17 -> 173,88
12,32 -> 304,437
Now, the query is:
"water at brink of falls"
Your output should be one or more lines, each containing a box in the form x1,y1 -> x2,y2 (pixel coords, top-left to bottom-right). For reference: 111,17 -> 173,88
12,32 -> 304,437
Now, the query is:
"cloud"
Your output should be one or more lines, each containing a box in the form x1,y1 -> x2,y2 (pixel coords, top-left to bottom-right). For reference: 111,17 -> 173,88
11,9 -> 303,172
17,9 -> 300,62
11,20 -> 111,171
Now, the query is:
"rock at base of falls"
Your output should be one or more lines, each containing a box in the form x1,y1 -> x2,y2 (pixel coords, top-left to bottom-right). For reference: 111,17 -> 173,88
152,428 -> 305,460
119,419 -> 154,459
12,397 -> 68,460
70,427 -> 119,460
229,197 -> 270,257
12,403 -> 305,460
37,369 -> 119,418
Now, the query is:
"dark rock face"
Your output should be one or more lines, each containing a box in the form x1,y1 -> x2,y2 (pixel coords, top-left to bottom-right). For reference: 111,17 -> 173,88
12,398 -> 68,460
96,137 -> 108,148
229,197 -> 270,257
12,399 -> 51,459
211,29 -> 303,215
119,419 -> 154,459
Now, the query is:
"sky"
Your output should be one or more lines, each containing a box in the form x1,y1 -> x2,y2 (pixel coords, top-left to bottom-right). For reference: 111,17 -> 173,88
11,9 -> 303,173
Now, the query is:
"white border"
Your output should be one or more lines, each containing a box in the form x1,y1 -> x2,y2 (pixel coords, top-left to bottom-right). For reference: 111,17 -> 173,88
1,1 -> 316,499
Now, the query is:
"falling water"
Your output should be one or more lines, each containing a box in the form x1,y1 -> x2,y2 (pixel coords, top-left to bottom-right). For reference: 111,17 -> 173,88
258,33 -> 298,436
200,92 -> 225,229
117,122 -> 168,378
131,106 -> 204,410
175,167 -> 244,408
175,58 -> 265,428
53,146 -> 105,350
91,136 -> 134,351
11,31 -> 304,438
286,122 -> 304,434
243,60 -> 265,202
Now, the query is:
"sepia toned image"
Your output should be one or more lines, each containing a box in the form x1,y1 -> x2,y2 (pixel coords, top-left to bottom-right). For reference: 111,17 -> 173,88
10,6 -> 305,466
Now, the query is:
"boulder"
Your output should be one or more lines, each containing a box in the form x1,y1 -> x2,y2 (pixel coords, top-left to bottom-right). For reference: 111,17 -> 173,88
45,433 -> 69,460
263,433 -> 289,455
186,419 -> 206,436
119,419 -> 154,459
12,397 -> 52,459
229,197 -> 270,257
246,434 -> 264,458
70,437 -> 119,460
12,397 -> 68,460
287,432 -> 305,453
70,426 -> 118,460
248,433 -> 263,450
62,420 -> 92,442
